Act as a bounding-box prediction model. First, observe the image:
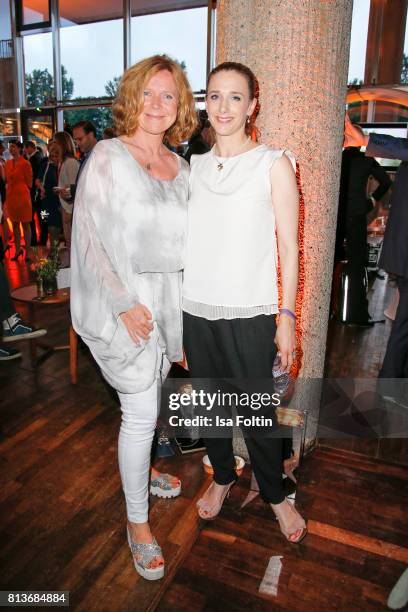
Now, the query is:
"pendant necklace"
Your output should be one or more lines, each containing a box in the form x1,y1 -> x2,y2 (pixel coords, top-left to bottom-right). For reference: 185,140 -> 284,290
213,136 -> 251,171
122,139 -> 162,172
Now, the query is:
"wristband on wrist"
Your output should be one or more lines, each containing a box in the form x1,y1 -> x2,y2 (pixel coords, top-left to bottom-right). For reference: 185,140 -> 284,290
279,308 -> 296,321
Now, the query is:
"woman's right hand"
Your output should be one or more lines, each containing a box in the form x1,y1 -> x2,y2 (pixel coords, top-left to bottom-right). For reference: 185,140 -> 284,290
120,303 -> 153,345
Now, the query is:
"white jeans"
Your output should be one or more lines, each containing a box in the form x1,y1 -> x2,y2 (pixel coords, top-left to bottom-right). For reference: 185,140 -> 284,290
117,349 -> 171,523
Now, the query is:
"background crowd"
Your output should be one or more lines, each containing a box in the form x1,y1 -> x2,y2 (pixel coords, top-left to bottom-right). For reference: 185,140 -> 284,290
0,121 -> 110,266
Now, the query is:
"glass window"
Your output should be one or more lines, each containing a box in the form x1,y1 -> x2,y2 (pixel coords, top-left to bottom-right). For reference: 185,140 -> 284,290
17,0 -> 50,28
131,6 -> 208,92
0,39 -> 14,110
0,0 -> 12,39
59,1 -> 123,100
0,0 -> 15,109
23,32 -> 54,106
348,0 -> 370,85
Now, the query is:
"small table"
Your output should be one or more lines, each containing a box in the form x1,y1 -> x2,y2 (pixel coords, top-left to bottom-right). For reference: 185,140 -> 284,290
10,284 -> 78,384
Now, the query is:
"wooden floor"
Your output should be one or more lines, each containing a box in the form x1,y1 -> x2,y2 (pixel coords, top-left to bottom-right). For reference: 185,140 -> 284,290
159,448 -> 408,611
1,256 -> 407,610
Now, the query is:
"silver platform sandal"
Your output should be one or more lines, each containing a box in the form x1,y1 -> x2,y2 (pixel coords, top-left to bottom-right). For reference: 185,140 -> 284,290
127,527 -> 165,580
150,473 -> 181,498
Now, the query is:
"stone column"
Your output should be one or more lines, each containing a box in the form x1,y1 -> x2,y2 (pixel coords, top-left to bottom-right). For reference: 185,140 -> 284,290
216,0 -> 353,452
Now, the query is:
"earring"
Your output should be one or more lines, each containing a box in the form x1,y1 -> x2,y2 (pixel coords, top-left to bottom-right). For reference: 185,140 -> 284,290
246,116 -> 250,124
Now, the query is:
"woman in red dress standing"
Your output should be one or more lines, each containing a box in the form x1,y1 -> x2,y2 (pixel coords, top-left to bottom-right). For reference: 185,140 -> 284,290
4,141 -> 33,261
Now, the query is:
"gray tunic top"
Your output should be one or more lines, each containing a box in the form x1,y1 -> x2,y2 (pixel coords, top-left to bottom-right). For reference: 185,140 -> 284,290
70,138 -> 189,393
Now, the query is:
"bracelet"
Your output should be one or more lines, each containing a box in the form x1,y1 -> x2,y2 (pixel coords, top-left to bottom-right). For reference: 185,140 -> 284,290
279,308 -> 296,321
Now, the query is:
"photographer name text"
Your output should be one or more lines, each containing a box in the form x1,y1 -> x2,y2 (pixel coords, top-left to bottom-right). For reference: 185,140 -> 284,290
168,415 -> 274,427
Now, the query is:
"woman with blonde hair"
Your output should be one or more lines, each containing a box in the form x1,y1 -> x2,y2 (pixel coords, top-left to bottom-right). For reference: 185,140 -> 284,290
53,131 -> 78,257
71,55 -> 197,580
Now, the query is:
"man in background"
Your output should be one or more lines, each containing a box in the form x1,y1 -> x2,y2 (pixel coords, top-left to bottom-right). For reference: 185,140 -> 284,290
59,121 -> 97,205
72,121 -> 97,190
337,124 -> 391,325
344,116 -> 408,378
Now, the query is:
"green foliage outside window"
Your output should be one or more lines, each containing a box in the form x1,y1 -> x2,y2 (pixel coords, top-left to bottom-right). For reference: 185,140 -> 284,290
25,66 -> 74,106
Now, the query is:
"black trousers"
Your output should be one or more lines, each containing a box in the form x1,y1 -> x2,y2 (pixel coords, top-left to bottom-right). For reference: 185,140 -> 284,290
0,263 -> 15,324
345,214 -> 370,323
379,276 -> 408,378
183,311 -> 286,504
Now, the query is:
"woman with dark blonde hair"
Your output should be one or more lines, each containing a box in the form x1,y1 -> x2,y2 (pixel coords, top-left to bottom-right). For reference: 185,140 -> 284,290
53,131 -> 78,256
71,55 -> 197,580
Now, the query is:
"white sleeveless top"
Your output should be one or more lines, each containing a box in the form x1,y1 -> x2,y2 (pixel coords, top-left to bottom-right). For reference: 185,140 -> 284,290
182,144 -> 296,320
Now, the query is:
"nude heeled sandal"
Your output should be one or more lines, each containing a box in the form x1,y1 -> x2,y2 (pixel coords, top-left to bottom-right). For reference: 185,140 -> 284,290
272,501 -> 308,544
197,480 -> 235,520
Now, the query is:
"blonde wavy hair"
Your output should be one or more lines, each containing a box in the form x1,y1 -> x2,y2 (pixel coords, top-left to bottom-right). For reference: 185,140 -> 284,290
113,55 -> 197,146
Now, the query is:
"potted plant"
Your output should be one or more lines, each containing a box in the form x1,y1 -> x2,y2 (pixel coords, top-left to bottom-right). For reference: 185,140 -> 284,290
31,243 -> 61,296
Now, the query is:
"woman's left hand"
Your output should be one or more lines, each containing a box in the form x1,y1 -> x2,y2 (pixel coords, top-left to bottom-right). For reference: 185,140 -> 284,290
275,315 -> 296,371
